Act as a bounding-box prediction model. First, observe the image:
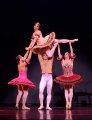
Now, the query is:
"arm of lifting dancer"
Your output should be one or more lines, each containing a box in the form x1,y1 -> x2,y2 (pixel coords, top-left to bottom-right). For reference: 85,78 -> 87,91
25,38 -> 37,50
26,30 -> 42,49
69,41 -> 76,61
24,50 -> 30,59
57,44 -> 63,60
46,41 -> 58,58
69,41 -> 74,56
26,50 -> 33,63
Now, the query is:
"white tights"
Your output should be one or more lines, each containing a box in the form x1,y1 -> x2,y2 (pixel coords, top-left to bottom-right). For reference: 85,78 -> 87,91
39,72 -> 53,108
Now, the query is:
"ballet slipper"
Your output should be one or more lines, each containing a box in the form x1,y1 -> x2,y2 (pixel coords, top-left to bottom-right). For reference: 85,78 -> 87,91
38,106 -> 44,110
22,106 -> 30,110
46,106 -> 52,110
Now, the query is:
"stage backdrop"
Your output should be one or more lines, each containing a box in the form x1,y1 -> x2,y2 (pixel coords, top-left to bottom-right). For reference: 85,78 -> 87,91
0,0 -> 92,107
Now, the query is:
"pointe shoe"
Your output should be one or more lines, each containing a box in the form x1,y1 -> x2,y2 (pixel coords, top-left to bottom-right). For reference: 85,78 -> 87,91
66,104 -> 69,110
74,39 -> 78,41
66,101 -> 71,110
68,103 -> 71,110
38,106 -> 44,110
72,39 -> 78,43
22,106 -> 30,110
46,106 -> 52,110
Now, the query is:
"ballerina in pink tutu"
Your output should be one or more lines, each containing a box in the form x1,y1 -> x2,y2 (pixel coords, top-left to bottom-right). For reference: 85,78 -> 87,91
54,41 -> 82,110
8,50 -> 36,110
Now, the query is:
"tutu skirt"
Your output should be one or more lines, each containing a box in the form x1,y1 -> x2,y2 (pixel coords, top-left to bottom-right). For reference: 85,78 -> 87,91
33,35 -> 54,54
54,74 -> 83,86
8,71 -> 36,88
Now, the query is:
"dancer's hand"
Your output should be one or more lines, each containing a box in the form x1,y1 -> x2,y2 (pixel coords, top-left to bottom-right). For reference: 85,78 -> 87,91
25,47 -> 30,51
25,46 -> 33,51
57,54 -> 62,60
54,40 -> 58,46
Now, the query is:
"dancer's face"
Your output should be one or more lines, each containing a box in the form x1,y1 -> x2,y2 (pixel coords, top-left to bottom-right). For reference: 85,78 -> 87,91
20,57 -> 26,63
34,23 -> 40,31
43,54 -> 48,60
64,52 -> 69,59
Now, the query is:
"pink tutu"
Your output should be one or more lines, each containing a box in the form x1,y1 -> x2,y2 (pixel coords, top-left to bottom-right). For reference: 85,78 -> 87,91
8,71 -> 36,88
54,74 -> 83,86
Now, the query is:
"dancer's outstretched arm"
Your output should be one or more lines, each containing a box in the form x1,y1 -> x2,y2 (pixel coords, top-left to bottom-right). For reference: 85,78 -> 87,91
58,44 -> 61,56
57,44 -> 63,60
23,48 -> 32,63
69,41 -> 76,60
46,41 -> 58,58
25,37 -> 37,50
26,50 -> 32,63
25,30 -> 42,50
24,50 -> 30,59
69,41 -> 74,56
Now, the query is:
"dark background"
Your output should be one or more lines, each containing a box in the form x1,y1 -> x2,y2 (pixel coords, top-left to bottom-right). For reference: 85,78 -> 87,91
0,0 -> 92,107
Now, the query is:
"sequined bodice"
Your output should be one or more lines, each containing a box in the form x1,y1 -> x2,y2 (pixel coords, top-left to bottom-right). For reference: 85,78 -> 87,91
62,61 -> 73,77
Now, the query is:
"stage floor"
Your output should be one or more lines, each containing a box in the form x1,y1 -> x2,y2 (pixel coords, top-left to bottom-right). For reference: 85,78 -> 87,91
0,107 -> 92,119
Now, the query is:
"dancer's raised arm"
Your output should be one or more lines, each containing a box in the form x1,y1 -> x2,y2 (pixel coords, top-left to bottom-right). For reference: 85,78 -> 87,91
25,36 -> 38,50
25,30 -> 42,50
24,50 -> 30,59
46,41 -> 58,58
69,41 -> 74,56
57,44 -> 63,60
26,50 -> 32,63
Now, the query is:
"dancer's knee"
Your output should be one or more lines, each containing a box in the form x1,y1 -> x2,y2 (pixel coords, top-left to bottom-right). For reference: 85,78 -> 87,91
39,88 -> 44,95
47,88 -> 51,96
18,91 -> 23,96
23,91 -> 28,96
